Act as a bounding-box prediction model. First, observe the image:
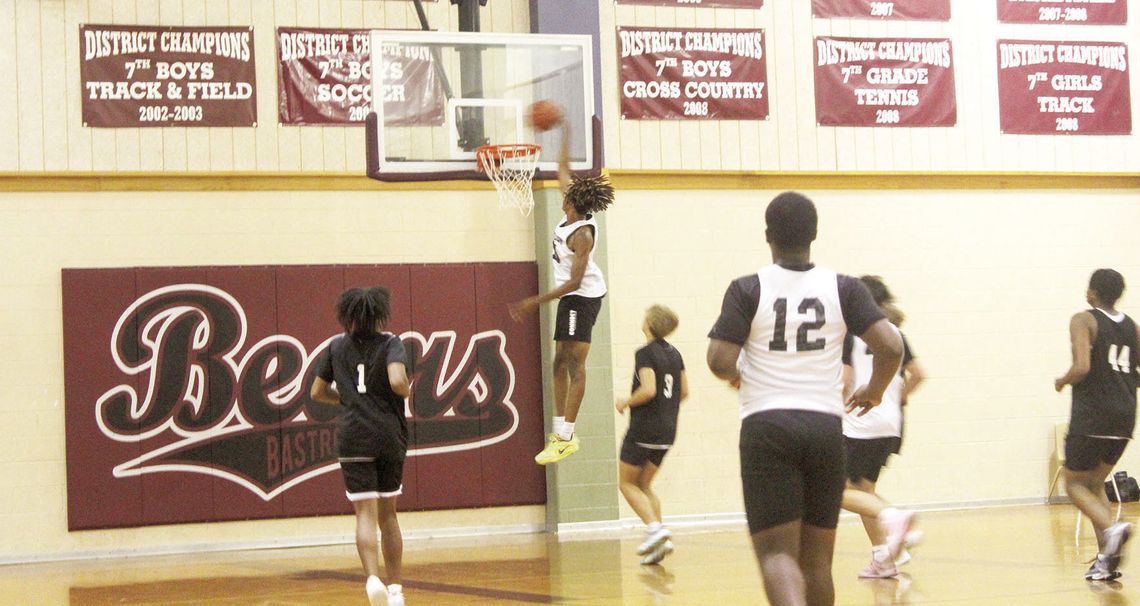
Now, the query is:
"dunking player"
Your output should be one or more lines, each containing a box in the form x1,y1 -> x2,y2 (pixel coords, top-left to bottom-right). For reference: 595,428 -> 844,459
1055,269 -> 1138,581
510,120 -> 614,465
615,305 -> 689,565
840,275 -> 926,579
707,192 -> 903,606
311,287 -> 409,606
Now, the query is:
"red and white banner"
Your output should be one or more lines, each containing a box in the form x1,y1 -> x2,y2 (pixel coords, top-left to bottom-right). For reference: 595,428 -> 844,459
615,0 -> 762,7
812,0 -> 950,20
277,27 -> 445,126
63,263 -> 545,530
997,40 -> 1131,135
618,27 -> 768,121
814,37 -> 956,127
997,0 -> 1127,25
80,24 -> 256,127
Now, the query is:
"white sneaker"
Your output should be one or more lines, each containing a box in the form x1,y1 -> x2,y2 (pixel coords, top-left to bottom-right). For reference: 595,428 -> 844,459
641,539 -> 674,565
637,526 -> 672,555
387,583 -> 405,606
366,575 -> 387,606
1103,522 -> 1133,574
1086,555 -> 1123,581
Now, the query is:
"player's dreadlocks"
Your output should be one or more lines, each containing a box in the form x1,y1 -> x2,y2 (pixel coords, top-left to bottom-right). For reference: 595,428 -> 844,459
565,173 -> 615,215
336,286 -> 392,337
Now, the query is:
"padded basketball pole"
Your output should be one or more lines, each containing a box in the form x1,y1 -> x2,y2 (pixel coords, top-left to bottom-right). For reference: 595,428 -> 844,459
453,0 -> 487,151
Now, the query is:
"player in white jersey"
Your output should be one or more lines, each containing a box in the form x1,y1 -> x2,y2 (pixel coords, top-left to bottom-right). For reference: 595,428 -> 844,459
707,192 -> 903,606
510,121 -> 614,465
839,276 -> 926,579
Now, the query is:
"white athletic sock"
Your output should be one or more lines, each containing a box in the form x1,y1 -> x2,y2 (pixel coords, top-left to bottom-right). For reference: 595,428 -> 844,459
559,421 -> 575,441
388,583 -> 403,596
648,521 -> 663,533
879,507 -> 901,523
872,544 -> 891,563
553,416 -> 565,437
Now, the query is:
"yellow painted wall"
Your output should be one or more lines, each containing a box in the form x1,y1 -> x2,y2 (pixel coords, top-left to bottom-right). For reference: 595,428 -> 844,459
607,188 -> 1140,518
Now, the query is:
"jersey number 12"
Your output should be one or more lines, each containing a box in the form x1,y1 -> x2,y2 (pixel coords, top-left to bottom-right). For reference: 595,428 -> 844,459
768,297 -> 826,352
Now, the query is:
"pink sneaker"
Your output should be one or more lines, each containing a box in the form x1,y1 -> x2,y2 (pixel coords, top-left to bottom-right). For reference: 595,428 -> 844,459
880,509 -> 916,562
858,557 -> 899,579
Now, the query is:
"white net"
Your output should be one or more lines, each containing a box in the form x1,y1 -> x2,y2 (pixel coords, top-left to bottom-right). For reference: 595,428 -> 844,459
477,144 -> 541,217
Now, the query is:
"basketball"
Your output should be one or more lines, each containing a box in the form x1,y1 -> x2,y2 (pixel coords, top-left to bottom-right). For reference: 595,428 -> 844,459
527,100 -> 564,131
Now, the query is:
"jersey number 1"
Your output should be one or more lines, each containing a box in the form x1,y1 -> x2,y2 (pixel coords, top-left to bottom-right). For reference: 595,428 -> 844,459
768,298 -> 826,352
356,363 -> 367,393
1108,344 -> 1133,374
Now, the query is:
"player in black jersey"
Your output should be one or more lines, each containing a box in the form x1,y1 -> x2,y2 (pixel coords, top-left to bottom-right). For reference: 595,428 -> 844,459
707,192 -> 902,606
615,305 -> 688,565
311,287 -> 410,606
1055,269 -> 1139,581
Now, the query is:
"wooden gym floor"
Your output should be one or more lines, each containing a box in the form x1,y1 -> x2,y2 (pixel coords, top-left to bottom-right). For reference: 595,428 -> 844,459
0,504 -> 1136,605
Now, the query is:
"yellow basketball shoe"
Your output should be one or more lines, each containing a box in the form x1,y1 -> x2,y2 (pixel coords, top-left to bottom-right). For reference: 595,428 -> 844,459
535,433 -> 580,465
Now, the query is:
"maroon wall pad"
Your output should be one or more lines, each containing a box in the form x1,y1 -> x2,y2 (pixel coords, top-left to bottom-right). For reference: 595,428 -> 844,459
276,265 -> 351,517
407,264 -> 484,510
473,263 -> 546,506
132,267 -> 217,526
63,263 -> 546,530
63,268 -> 143,530
205,266 -> 285,522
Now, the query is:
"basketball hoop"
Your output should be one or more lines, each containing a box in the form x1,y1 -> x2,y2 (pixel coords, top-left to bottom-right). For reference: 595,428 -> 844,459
476,144 -> 541,217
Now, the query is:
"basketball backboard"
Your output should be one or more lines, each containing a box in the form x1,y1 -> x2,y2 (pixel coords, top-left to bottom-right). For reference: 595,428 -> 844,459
366,31 -> 597,182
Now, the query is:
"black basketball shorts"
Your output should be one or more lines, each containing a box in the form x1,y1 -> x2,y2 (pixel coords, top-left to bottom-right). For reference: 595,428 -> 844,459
844,436 -> 902,484
1065,433 -> 1130,472
339,455 -> 405,502
620,432 -> 670,467
554,295 -> 604,343
740,409 -> 846,533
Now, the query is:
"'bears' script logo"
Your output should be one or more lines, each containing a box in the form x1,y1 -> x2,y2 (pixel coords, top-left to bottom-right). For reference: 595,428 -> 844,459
96,285 -> 519,500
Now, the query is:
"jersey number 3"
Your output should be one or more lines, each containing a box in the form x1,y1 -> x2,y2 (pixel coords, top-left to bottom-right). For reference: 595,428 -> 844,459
768,297 -> 826,352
